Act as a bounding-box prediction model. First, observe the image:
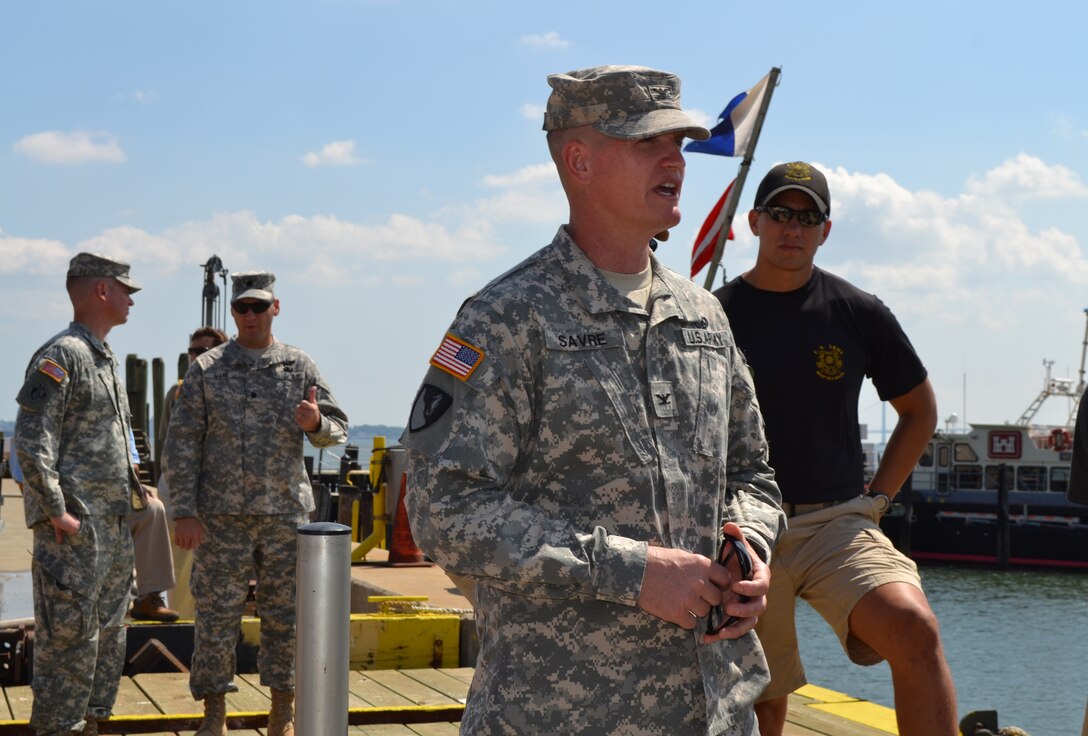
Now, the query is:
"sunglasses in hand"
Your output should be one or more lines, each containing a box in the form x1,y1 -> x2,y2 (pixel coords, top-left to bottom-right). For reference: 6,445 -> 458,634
705,533 -> 753,636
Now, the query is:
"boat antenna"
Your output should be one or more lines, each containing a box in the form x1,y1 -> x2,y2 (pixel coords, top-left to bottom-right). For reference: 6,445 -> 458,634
201,255 -> 229,333
1075,305 -> 1088,425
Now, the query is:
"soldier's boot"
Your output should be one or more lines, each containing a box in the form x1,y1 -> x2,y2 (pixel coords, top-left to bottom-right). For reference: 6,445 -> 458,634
267,688 -> 294,736
195,693 -> 228,736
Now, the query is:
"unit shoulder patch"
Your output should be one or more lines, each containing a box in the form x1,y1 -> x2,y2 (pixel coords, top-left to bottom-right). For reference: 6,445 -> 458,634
409,384 -> 454,432
17,364 -> 66,409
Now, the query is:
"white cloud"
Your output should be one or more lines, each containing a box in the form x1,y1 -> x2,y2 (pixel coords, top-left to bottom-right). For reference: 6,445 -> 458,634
114,89 -> 158,104
483,163 -> 556,188
790,162 -> 1088,330
0,158 -> 568,287
519,31 -> 569,49
684,107 -> 713,130
522,103 -> 545,121
77,226 -> 186,276
38,210 -> 507,287
0,236 -> 71,274
965,153 -> 1088,200
12,130 -> 126,165
301,140 -> 367,168
448,268 -> 484,287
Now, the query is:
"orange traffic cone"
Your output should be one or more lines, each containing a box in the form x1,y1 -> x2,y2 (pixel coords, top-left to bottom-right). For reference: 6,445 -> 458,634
389,472 -> 428,566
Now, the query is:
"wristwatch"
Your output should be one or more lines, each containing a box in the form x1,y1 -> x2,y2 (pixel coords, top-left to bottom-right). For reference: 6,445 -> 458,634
865,489 -> 892,515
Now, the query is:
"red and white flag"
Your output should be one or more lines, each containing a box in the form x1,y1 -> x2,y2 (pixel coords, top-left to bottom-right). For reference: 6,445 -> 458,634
691,179 -> 736,279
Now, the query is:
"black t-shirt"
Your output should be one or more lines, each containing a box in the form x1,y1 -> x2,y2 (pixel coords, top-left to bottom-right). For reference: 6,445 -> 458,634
715,267 -> 927,504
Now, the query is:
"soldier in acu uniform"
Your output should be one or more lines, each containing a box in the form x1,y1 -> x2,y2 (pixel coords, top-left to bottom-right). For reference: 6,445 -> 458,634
163,272 -> 348,736
401,66 -> 785,736
14,252 -> 146,736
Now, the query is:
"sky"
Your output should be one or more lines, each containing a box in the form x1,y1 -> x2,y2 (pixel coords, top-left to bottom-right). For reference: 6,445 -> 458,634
4,1 -> 1088,449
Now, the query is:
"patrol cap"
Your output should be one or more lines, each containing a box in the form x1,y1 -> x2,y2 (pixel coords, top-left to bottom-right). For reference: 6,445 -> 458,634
231,271 -> 275,303
754,161 -> 831,216
66,252 -> 141,292
542,65 -> 711,141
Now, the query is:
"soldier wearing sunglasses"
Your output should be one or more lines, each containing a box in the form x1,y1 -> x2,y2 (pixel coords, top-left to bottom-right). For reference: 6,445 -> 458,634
163,271 -> 348,736
153,325 -> 227,621
715,162 -> 956,736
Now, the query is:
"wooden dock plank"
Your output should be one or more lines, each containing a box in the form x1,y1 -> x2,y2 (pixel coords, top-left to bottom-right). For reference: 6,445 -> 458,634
402,723 -> 461,735
112,677 -> 164,716
3,685 -> 30,721
437,667 -> 474,686
785,684 -> 896,736
348,670 -> 418,708
360,670 -> 459,706
230,673 -> 273,712
2,668 -> 896,736
397,669 -> 470,703
134,672 -> 202,716
354,725 -> 425,735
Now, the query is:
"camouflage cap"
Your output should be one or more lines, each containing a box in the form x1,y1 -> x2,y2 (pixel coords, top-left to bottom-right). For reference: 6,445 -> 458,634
66,252 -> 141,292
755,161 -> 831,216
231,271 -> 275,302
543,65 -> 710,141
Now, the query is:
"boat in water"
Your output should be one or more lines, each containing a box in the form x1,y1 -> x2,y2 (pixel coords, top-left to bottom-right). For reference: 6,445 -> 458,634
880,349 -> 1088,569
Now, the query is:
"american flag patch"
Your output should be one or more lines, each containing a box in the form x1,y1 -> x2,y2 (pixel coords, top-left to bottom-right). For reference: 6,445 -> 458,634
430,334 -> 484,381
38,359 -> 68,383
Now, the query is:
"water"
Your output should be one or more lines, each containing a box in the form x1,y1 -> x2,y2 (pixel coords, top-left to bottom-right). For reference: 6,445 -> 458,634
796,565 -> 1088,734
0,571 -> 32,621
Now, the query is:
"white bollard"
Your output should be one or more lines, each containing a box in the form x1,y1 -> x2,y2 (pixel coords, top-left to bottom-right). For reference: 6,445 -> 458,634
296,521 -> 352,735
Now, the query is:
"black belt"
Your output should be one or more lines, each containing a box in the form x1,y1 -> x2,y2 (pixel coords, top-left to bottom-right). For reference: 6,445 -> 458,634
781,497 -> 855,518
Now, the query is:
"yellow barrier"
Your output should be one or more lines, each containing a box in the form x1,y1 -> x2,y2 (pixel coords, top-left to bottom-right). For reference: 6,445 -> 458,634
352,436 -> 390,562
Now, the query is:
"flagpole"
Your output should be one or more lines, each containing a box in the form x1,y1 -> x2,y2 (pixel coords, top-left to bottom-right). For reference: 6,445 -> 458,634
701,66 -> 781,291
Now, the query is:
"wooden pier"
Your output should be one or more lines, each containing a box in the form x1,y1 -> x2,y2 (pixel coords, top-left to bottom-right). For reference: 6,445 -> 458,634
0,672 -> 896,735
0,479 -> 898,734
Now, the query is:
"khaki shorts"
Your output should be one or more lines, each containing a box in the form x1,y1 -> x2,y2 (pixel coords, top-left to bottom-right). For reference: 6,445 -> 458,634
755,495 -> 921,702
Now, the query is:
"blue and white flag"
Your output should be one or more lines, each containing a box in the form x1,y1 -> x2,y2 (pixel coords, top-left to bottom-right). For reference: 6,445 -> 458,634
685,72 -> 771,157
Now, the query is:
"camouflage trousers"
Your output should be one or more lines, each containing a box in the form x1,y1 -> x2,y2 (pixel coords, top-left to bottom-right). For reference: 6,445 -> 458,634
189,513 -> 306,700
31,515 -> 133,734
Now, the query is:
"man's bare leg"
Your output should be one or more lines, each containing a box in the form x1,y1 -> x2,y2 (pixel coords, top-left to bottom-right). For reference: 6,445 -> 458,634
849,582 -> 957,736
755,696 -> 789,736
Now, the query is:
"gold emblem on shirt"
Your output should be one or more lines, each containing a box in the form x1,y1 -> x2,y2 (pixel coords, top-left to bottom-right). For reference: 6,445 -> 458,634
814,344 -> 845,381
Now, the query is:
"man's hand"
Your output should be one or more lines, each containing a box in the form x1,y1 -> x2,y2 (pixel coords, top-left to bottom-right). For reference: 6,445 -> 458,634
637,545 -> 732,630
174,516 -> 206,550
702,521 -> 769,642
294,386 -> 321,432
49,512 -> 81,544
636,522 -> 770,643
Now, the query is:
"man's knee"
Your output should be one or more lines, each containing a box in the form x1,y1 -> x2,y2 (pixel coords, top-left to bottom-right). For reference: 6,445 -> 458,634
852,583 -> 944,660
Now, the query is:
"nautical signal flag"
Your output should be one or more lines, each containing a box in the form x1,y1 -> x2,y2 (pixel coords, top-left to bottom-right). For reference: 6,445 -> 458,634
691,180 -> 736,279
684,72 -> 771,158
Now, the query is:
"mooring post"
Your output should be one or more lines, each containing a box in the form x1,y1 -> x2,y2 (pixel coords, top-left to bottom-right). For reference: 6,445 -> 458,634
296,521 -> 352,734
996,464 -> 1011,568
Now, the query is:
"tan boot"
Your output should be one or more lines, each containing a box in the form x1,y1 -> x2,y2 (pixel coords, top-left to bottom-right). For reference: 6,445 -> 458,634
195,693 -> 228,736
267,688 -> 294,736
130,592 -> 180,622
